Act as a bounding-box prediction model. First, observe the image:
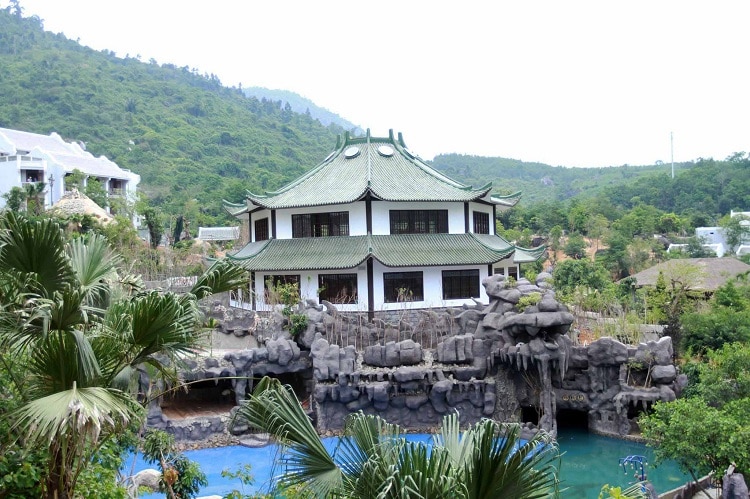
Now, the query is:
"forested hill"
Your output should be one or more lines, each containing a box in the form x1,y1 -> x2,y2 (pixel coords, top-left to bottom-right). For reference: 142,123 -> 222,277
0,7 -> 344,224
430,154 -> 688,206
242,87 -> 363,134
431,153 -> 750,222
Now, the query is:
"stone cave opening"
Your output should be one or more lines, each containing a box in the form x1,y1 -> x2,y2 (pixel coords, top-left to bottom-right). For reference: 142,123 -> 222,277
252,371 -> 311,408
556,409 -> 589,430
521,406 -> 540,426
161,378 -> 236,419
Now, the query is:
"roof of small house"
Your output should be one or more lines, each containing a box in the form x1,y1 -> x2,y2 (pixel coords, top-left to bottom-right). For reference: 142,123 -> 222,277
196,226 -> 240,241
226,233 -> 544,271
626,258 -> 750,291
48,189 -> 112,224
223,129 -> 521,213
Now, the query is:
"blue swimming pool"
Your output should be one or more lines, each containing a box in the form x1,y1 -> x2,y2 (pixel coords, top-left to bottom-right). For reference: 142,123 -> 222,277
126,429 -> 689,498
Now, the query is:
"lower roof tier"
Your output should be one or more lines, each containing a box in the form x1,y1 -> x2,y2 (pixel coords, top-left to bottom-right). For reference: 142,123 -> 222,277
227,233 -> 545,272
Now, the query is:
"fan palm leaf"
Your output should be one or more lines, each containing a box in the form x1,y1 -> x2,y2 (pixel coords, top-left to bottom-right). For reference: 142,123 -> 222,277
0,212 -> 74,298
462,421 -> 561,499
234,377 -> 342,496
67,233 -> 120,309
188,258 -> 248,301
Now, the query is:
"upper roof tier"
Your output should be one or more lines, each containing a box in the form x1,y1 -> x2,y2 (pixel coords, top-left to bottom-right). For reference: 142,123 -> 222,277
224,130 -> 521,214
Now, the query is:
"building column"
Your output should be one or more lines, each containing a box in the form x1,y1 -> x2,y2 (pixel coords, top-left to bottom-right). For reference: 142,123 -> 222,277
367,257 -> 374,322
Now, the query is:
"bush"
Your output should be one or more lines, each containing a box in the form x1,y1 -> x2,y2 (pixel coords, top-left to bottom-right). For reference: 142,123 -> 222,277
681,309 -> 750,355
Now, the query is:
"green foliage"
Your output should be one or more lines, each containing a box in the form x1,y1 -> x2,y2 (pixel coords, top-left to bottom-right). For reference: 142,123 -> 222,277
517,292 -> 541,311
81,177 -> 108,209
1,185 -> 26,212
719,214 -> 750,252
641,397 -> 749,480
681,308 -> 750,354
688,342 -> 750,408
265,280 -> 308,337
142,429 -> 208,499
563,233 -> 587,259
598,482 -> 648,499
552,259 -> 611,297
234,376 -> 562,499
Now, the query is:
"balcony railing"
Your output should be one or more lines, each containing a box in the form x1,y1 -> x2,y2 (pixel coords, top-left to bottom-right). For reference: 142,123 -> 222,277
109,188 -> 126,197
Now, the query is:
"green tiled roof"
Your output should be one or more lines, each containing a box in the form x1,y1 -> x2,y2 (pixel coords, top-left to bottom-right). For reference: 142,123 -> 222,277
226,233 -> 541,271
223,130 -> 521,213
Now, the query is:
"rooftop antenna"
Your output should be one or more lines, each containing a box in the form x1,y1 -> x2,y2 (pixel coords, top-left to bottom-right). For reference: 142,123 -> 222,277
670,131 -> 674,179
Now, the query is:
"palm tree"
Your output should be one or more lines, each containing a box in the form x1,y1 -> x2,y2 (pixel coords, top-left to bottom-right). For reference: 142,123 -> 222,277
0,211 -> 247,498
234,376 -> 562,499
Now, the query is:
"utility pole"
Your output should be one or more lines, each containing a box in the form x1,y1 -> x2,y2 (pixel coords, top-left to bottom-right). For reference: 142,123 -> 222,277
670,132 -> 674,179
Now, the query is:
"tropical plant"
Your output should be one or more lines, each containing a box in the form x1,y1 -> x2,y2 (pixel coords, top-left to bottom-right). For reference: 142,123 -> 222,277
142,429 -> 208,499
233,376 -> 561,499
0,211 -> 247,498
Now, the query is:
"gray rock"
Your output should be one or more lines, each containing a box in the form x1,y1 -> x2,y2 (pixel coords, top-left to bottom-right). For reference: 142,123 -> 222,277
651,365 -> 677,384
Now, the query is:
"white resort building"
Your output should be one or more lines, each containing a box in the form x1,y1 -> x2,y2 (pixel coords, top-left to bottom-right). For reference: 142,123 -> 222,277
225,130 -> 545,317
0,127 -> 140,221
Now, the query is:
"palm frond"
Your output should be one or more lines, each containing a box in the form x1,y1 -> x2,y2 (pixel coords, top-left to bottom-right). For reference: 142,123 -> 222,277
433,411 -> 477,468
67,233 -> 121,308
463,422 -> 561,499
188,258 -> 248,301
25,328 -> 102,396
234,377 -> 342,496
0,211 -> 74,297
13,384 -> 139,448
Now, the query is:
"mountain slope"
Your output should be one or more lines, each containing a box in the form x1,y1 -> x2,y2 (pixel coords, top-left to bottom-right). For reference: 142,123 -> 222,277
0,8 -> 343,224
243,87 -> 363,134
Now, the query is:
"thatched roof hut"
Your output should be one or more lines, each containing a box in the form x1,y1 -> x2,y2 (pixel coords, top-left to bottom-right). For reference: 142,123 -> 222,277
48,189 -> 112,224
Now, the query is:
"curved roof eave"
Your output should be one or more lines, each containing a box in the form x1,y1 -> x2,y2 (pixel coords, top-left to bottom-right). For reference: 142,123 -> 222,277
222,199 -> 249,217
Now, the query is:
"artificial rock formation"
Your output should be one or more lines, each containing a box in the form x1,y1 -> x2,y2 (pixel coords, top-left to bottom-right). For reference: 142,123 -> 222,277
155,273 -> 681,442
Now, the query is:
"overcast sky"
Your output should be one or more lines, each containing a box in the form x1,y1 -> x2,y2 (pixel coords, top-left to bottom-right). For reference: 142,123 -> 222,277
9,0 -> 750,167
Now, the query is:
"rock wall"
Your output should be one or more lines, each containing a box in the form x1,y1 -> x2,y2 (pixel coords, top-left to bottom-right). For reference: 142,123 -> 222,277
157,273 -> 682,441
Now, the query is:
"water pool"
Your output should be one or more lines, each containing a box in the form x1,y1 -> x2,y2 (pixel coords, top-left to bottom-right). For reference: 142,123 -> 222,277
127,429 -> 689,498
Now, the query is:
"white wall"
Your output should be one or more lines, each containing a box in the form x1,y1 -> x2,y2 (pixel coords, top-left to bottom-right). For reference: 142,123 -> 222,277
468,202 -> 495,235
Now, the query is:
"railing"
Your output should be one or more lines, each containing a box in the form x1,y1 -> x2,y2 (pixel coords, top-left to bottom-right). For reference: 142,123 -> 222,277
0,155 -> 45,167
109,188 -> 125,196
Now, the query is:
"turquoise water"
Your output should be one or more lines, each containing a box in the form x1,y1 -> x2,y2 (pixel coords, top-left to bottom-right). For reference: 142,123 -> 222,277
127,429 -> 690,498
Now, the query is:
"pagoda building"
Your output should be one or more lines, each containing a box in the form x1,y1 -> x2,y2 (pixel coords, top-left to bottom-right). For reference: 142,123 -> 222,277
224,130 -> 544,318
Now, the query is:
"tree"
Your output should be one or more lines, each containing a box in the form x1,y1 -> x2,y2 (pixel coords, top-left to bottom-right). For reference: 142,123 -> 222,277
720,214 -> 750,253
1,186 -> 26,212
0,212 -> 247,498
141,205 -> 164,250
233,377 -> 562,499
84,177 -> 109,209
563,233 -> 587,260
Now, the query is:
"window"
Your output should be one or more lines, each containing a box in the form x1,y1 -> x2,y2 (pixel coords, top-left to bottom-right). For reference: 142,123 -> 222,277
389,210 -> 448,234
507,267 -> 518,280
473,211 -> 490,234
292,212 -> 349,238
319,273 -> 358,304
383,272 -> 424,303
264,275 -> 301,305
255,217 -> 269,241
264,275 -> 300,289
442,269 -> 480,300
